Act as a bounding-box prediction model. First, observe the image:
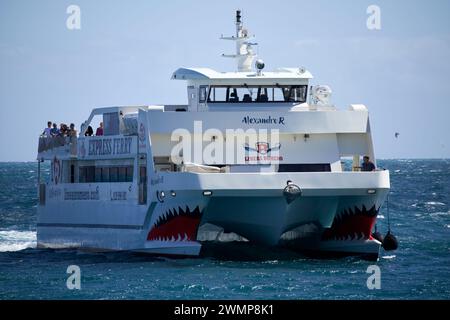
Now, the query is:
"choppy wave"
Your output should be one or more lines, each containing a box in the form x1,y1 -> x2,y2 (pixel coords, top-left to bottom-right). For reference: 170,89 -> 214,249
0,230 -> 36,252
0,160 -> 449,299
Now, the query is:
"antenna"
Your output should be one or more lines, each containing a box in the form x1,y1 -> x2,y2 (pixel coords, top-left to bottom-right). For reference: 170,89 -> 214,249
220,10 -> 257,72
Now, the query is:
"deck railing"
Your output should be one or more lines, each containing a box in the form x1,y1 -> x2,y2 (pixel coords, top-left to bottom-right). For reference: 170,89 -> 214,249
38,136 -> 77,156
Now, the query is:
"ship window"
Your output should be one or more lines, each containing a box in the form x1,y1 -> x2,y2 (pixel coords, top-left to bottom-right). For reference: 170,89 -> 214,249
199,86 -> 208,103
95,167 -> 102,182
79,167 -> 86,183
139,166 -> 147,204
110,167 -> 119,182
70,165 -> 75,183
78,166 -> 95,183
139,166 -> 147,184
101,167 -> 110,182
126,166 -> 133,182
207,85 -> 308,103
78,165 -> 133,183
118,167 -> 127,182
103,112 -> 120,136
86,166 -> 95,183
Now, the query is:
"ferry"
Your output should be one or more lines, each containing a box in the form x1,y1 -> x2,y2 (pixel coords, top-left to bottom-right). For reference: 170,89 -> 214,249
36,11 -> 390,260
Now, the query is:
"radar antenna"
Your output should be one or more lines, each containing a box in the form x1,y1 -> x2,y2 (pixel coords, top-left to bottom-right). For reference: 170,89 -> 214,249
220,10 -> 257,72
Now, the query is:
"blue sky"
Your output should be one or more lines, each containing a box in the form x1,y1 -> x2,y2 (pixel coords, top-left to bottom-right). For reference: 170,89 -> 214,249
1,0 -> 449,161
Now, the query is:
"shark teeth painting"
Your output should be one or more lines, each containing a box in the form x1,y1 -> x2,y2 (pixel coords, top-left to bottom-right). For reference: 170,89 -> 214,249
322,205 -> 378,241
147,205 -> 203,242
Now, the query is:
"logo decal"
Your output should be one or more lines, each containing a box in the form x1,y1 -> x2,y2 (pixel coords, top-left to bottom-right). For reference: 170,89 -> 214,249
244,142 -> 283,162
244,142 -> 281,154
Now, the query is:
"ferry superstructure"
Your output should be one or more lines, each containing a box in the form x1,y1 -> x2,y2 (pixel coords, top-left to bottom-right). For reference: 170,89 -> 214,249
36,11 -> 390,259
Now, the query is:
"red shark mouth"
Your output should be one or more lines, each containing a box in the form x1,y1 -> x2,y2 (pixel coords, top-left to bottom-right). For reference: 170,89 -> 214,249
147,206 -> 203,242
322,205 -> 378,241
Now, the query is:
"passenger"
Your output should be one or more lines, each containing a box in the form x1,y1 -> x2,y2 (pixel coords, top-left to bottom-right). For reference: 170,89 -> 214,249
243,94 -> 252,102
50,123 -> 59,136
259,94 -> 268,102
229,92 -> 239,102
59,123 -> 68,136
361,155 -> 376,172
85,126 -> 94,136
42,121 -> 52,136
96,122 -> 104,136
68,123 -> 77,137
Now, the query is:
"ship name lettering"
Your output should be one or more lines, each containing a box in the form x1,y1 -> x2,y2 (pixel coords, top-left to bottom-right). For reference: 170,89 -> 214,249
242,116 -> 285,125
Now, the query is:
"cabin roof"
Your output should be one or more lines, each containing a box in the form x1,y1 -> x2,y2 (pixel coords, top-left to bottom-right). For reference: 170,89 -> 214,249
171,67 -> 313,81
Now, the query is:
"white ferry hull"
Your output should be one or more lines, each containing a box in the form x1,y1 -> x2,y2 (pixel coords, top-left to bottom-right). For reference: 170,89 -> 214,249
37,186 -> 209,256
197,172 -> 388,259
37,171 -> 389,259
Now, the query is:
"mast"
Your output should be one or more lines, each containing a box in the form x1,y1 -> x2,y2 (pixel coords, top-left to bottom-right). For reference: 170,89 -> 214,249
221,10 -> 257,72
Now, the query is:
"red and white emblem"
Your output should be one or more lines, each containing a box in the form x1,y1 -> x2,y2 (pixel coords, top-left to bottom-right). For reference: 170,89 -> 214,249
256,142 -> 269,154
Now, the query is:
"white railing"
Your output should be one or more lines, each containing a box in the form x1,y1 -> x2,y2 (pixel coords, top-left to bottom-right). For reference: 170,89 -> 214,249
38,136 -> 77,159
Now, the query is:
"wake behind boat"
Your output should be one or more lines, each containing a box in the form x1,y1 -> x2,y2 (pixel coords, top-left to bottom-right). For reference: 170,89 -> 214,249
36,11 -> 390,260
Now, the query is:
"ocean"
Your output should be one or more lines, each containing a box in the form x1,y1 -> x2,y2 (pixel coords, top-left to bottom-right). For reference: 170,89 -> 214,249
0,160 -> 449,299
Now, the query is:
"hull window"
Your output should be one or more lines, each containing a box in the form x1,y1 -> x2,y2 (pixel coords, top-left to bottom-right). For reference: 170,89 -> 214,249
70,164 -> 75,183
139,166 -> 147,204
79,166 -> 134,183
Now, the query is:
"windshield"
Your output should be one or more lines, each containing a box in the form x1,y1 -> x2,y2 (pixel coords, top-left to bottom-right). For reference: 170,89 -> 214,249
207,85 -> 308,103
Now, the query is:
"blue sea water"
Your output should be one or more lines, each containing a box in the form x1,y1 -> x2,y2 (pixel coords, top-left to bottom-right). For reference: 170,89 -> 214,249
0,160 -> 449,300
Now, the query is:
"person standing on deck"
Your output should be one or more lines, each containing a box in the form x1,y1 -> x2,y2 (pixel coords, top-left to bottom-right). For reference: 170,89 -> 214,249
96,122 -> 104,136
361,155 -> 376,172
42,121 -> 52,136
50,123 -> 59,136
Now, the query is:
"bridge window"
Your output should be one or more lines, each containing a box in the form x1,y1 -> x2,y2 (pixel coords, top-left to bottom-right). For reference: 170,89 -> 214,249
199,86 -> 208,103
103,112 -> 120,136
207,85 -> 308,103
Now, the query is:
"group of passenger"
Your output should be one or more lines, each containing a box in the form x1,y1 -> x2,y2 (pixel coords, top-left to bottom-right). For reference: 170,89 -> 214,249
42,121 -> 103,138
84,122 -> 103,136
42,121 -> 77,137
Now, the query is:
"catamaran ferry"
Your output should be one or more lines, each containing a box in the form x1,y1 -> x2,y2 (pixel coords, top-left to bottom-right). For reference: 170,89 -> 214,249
36,11 -> 390,259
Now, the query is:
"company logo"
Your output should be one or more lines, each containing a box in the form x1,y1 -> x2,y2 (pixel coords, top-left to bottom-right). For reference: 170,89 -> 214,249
244,142 -> 281,154
244,142 -> 283,162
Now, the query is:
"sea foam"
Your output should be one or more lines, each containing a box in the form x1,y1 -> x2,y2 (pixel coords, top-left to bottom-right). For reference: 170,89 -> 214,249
0,230 -> 36,252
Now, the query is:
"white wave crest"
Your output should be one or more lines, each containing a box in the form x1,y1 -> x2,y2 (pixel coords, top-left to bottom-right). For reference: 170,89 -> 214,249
0,230 -> 36,252
426,201 -> 446,206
